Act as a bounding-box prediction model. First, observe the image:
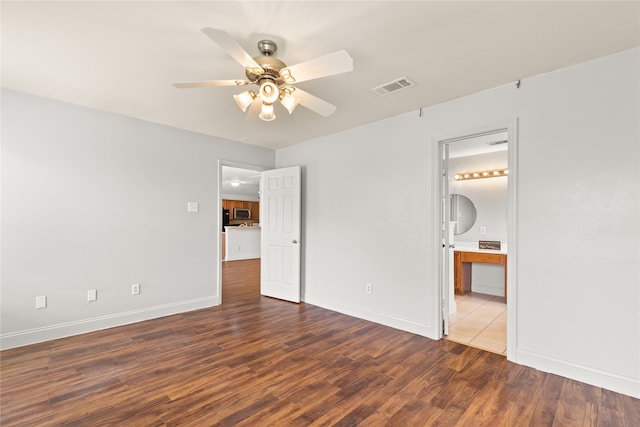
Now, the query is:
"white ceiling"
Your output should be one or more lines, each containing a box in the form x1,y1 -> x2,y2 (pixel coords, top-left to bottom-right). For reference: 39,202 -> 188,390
448,131 -> 508,159
2,1 -> 638,150
221,166 -> 261,198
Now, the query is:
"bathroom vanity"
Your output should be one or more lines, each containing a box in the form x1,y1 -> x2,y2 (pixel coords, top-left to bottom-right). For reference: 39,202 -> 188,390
454,250 -> 507,297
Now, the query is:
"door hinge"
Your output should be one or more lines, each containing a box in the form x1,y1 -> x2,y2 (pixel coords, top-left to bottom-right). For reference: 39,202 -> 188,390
442,169 -> 448,177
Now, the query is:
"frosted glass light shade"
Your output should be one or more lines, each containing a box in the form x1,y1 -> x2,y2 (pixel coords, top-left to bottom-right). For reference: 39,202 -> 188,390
259,103 -> 276,121
280,92 -> 299,114
233,91 -> 255,112
259,81 -> 279,103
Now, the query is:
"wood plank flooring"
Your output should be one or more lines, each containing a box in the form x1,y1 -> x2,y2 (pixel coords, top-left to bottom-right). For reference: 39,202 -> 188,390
2,258 -> 639,426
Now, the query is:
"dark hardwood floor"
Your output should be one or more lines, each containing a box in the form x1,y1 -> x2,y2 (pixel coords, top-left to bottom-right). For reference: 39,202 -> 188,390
1,258 -> 639,426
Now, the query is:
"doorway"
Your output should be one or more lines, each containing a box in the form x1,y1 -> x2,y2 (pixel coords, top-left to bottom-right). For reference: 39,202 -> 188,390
219,162 -> 264,304
438,121 -> 517,359
218,163 -> 303,305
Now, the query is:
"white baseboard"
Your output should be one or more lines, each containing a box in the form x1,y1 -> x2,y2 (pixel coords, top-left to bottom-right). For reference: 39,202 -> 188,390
305,297 -> 639,398
0,296 -> 219,350
305,296 -> 438,340
516,348 -> 639,398
225,255 -> 260,261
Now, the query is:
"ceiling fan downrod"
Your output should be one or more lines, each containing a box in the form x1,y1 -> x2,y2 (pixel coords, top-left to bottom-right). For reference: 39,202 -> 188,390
257,40 -> 277,56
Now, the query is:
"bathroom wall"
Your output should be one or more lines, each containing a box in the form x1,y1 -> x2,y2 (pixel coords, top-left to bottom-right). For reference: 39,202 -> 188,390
450,150 -> 508,295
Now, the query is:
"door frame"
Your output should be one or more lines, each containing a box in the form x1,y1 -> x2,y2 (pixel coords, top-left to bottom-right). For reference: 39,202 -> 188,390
433,119 -> 518,361
217,159 -> 266,305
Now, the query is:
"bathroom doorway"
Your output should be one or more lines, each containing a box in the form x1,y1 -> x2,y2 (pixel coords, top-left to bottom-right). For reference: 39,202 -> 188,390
439,122 -> 517,358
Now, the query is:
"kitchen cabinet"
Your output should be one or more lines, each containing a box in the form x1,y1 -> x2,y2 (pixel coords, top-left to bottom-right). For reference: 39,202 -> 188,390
221,232 -> 226,259
249,201 -> 260,221
222,199 -> 260,222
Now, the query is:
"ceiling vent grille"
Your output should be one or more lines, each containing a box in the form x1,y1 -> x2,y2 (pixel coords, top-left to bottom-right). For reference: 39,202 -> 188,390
371,76 -> 416,96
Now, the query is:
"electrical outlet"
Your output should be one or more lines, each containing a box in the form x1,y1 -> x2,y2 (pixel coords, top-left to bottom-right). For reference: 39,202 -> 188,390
366,283 -> 372,294
131,283 -> 140,295
87,289 -> 97,302
35,295 -> 47,309
479,226 -> 487,235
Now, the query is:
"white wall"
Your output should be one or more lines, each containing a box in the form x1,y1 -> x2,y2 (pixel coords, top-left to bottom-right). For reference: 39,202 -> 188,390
224,228 -> 261,261
278,114 -> 436,337
276,48 -> 639,397
1,89 -> 275,349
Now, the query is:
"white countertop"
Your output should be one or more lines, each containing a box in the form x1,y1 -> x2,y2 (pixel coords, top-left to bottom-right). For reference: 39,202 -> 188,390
453,242 -> 507,254
225,226 -> 260,231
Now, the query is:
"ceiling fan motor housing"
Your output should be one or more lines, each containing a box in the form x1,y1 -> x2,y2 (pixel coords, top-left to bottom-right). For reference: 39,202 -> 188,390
246,57 -> 287,83
245,40 -> 287,84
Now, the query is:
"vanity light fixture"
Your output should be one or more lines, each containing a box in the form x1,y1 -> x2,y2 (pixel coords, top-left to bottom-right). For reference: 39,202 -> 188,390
454,169 -> 508,181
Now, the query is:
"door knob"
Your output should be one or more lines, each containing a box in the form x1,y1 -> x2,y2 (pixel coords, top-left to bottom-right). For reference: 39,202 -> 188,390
449,244 -> 456,248
292,240 -> 298,244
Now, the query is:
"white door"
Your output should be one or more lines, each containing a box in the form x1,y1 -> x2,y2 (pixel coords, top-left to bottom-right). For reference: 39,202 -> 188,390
260,166 -> 301,302
441,143 -> 452,336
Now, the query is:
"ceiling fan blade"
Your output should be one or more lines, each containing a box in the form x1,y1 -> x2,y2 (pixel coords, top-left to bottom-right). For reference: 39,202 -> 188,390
293,88 -> 337,117
173,80 -> 249,88
280,50 -> 353,84
201,28 -> 264,74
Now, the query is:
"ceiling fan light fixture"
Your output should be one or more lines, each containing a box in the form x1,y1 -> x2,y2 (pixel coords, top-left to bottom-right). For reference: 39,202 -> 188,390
174,29 -> 354,122
259,103 -> 276,121
233,90 -> 256,112
280,91 -> 299,114
259,81 -> 279,104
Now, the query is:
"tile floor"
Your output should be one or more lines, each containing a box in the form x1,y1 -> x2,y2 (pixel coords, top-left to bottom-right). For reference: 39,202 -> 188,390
447,292 -> 507,355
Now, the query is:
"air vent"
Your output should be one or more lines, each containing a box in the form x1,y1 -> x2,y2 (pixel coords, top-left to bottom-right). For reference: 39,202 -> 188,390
371,76 -> 416,96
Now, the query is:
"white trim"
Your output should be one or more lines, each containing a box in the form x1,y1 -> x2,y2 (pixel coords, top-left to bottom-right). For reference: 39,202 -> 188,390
0,296 -> 218,350
224,255 -> 260,261
505,119 -> 518,361
517,348 -> 640,398
308,296 -> 438,339
432,137 -> 444,338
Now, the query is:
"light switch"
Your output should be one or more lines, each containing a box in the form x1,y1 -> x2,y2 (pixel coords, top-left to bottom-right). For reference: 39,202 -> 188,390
187,202 -> 199,213
87,289 -> 97,302
36,295 -> 47,309
479,226 -> 486,235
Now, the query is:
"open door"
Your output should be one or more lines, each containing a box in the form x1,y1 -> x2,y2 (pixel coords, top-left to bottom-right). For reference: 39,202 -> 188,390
260,166 -> 301,303
441,143 -> 452,336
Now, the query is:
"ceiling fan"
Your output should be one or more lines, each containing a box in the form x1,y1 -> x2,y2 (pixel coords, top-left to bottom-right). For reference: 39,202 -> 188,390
173,28 -> 353,121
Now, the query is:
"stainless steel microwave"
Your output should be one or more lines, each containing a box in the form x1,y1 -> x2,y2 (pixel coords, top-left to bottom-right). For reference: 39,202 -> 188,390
233,208 -> 251,220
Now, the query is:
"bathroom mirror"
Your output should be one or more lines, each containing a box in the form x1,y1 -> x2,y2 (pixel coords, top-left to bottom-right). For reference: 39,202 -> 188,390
450,194 -> 477,235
